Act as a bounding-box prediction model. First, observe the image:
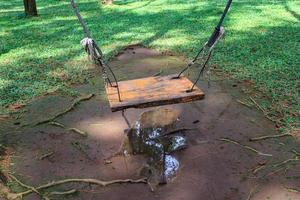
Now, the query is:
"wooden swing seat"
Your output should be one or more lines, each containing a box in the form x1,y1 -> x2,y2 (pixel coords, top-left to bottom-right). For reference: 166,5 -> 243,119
105,74 -> 205,112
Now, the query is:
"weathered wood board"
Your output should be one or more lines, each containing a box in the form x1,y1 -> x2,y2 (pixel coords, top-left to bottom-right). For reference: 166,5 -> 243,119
105,74 -> 205,112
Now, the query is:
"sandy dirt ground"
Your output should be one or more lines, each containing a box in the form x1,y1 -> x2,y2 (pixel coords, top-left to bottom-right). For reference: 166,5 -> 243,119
0,46 -> 299,200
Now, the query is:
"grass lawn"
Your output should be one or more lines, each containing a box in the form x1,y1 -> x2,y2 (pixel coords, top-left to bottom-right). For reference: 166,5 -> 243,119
0,0 -> 299,131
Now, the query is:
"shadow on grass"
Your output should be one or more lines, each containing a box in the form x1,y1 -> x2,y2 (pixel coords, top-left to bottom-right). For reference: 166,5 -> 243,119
0,0 -> 299,131
284,1 -> 300,21
113,0 -> 152,6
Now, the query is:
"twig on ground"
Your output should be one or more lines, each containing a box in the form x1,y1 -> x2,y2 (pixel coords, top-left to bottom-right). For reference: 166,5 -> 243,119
249,133 -> 293,141
246,184 -> 259,200
153,69 -> 163,77
249,97 -> 282,124
39,151 -> 54,160
286,175 -> 300,180
285,187 -> 300,193
292,149 -> 300,156
236,99 -> 252,108
147,181 -> 154,192
27,94 -> 95,127
249,97 -> 265,113
218,138 -> 272,157
252,163 -> 266,174
68,128 -> 87,137
71,142 -> 93,161
48,121 -> 65,128
104,160 -> 112,165
104,134 -> 128,161
49,121 -> 88,137
252,154 -> 300,179
265,166 -> 286,177
272,157 -> 300,168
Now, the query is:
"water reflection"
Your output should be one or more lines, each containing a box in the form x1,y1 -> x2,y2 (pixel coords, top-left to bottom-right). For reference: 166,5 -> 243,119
126,108 -> 187,187
164,155 -> 179,181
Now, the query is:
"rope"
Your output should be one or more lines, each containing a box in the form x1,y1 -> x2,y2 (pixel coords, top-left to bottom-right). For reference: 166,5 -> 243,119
189,27 -> 225,91
175,43 -> 206,78
80,38 -> 102,61
188,50 -> 213,92
207,0 -> 232,47
176,0 -> 232,91
80,37 -> 110,85
70,0 -> 121,101
70,0 -> 92,38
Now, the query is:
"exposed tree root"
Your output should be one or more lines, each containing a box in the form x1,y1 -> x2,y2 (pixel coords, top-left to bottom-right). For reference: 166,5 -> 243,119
249,133 -> 293,141
9,174 -> 40,196
218,138 -> 272,157
49,121 -> 88,137
8,173 -> 147,199
24,93 -> 95,127
19,178 -> 147,197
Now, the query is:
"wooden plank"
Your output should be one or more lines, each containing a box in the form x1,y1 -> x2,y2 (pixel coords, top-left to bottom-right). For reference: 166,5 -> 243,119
105,74 -> 205,112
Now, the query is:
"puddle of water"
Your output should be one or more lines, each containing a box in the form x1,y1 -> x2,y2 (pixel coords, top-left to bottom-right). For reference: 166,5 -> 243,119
126,108 -> 187,187
164,154 -> 179,181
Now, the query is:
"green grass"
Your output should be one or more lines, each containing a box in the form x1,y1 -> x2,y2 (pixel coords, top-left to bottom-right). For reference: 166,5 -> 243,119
0,0 -> 299,130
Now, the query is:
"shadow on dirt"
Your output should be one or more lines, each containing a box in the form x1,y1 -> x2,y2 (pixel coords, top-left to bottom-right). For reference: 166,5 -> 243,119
0,46 -> 299,200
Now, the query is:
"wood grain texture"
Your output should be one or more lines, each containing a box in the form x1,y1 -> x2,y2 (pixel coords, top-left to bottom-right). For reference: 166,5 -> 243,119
105,74 -> 205,112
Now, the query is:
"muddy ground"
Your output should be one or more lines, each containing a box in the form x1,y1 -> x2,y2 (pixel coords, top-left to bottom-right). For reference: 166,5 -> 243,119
0,46 -> 299,200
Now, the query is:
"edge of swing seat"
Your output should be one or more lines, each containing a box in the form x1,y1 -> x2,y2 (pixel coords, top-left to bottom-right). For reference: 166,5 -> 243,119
105,74 -> 205,112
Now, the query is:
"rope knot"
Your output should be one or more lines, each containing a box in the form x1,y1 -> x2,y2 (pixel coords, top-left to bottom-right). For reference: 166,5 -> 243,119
80,37 -> 102,62
80,37 -> 93,47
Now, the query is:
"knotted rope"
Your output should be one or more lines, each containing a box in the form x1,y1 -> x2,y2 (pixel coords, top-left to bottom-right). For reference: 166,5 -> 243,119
70,0 -> 121,101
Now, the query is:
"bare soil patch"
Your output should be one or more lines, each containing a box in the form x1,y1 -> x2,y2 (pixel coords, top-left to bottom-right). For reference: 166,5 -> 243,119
0,46 -> 299,200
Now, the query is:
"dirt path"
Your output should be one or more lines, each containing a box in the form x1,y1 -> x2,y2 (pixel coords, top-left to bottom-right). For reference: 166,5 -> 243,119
0,46 -> 299,200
